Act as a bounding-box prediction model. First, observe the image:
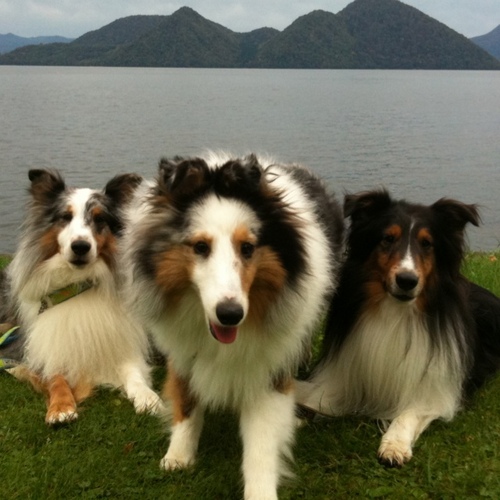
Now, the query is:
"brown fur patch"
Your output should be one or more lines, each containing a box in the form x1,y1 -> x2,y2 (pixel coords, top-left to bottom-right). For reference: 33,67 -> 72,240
8,365 -> 45,393
91,206 -> 103,219
85,206 -> 117,267
415,228 -> 436,311
155,246 -> 194,307
72,379 -> 94,403
377,225 -> 403,279
232,226 -> 257,252
386,224 -> 402,238
233,224 -> 258,294
163,360 -> 197,424
11,367 -> 93,421
45,374 -> 77,423
364,275 -> 388,309
39,226 -> 61,261
365,225 -> 403,308
417,228 -> 433,245
273,374 -> 294,394
364,252 -> 402,309
246,246 -> 287,326
95,230 -> 117,268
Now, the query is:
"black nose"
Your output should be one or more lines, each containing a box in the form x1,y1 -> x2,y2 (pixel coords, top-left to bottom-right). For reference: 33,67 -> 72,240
71,240 -> 91,256
216,300 -> 244,326
395,271 -> 419,291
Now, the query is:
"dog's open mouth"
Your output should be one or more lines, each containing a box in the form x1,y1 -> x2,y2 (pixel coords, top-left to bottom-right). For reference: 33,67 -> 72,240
209,322 -> 238,344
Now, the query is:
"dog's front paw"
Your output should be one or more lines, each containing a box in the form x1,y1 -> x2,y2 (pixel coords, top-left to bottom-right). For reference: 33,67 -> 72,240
377,439 -> 413,467
46,408 -> 78,426
132,389 -> 163,415
160,453 -> 194,471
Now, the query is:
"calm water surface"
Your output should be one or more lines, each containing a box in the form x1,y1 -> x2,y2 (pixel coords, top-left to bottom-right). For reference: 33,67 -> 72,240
1,67 -> 499,252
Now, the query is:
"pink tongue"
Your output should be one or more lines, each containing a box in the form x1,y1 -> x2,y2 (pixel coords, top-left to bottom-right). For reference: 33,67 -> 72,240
210,322 -> 238,344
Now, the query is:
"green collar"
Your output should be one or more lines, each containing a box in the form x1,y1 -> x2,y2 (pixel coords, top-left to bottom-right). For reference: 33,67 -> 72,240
0,325 -> 21,370
39,279 -> 94,314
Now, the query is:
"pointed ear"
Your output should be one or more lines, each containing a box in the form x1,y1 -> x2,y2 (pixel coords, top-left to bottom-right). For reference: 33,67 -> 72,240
104,173 -> 143,206
157,157 -> 210,200
343,189 -> 392,221
432,198 -> 480,231
28,169 -> 66,204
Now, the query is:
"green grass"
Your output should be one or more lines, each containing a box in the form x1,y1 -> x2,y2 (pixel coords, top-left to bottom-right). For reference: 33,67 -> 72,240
1,253 -> 500,499
0,254 -> 11,269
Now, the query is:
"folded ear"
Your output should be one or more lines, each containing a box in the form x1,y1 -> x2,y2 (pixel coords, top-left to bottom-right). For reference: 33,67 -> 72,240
431,198 -> 480,231
157,158 -> 178,191
104,173 -> 143,206
216,154 -> 263,195
343,189 -> 392,221
28,169 -> 66,204
157,157 -> 210,202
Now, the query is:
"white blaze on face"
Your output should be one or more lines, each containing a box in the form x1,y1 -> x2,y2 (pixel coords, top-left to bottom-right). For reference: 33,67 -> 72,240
58,189 -> 98,264
399,240 -> 417,273
390,221 -> 424,300
188,196 -> 260,343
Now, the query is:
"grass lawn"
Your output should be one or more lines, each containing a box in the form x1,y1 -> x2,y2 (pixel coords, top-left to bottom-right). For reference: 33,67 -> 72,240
1,252 -> 500,499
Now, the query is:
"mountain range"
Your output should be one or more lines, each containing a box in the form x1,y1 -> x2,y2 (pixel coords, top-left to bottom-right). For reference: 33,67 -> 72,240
471,25 -> 500,60
1,0 -> 499,69
0,33 -> 73,54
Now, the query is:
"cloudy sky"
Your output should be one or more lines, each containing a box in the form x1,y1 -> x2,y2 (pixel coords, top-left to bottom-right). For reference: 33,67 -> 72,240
1,0 -> 498,39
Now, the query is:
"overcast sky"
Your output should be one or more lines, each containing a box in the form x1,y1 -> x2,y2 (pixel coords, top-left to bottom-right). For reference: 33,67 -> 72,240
1,1 -> 498,39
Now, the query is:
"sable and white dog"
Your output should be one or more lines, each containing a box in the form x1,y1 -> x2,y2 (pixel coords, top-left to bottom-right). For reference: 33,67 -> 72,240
121,153 -> 344,499
1,169 -> 161,424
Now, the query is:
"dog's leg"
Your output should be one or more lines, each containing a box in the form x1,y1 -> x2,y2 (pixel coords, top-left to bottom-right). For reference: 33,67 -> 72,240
377,409 -> 436,467
120,361 -> 162,414
160,363 -> 204,470
45,374 -> 78,425
240,388 -> 295,500
7,365 -> 46,392
72,379 -> 94,403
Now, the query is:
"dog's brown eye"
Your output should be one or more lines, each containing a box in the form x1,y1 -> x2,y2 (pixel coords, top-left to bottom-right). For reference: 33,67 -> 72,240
94,214 -> 106,225
193,241 -> 210,257
420,238 -> 433,249
241,242 -> 255,259
93,214 -> 108,232
61,212 -> 73,222
381,234 -> 395,245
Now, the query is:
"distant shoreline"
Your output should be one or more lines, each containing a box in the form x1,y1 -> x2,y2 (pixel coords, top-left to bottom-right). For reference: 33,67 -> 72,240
1,4 -> 498,70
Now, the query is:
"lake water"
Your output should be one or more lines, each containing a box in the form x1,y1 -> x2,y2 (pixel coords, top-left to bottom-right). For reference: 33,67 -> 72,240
1,66 -> 499,253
